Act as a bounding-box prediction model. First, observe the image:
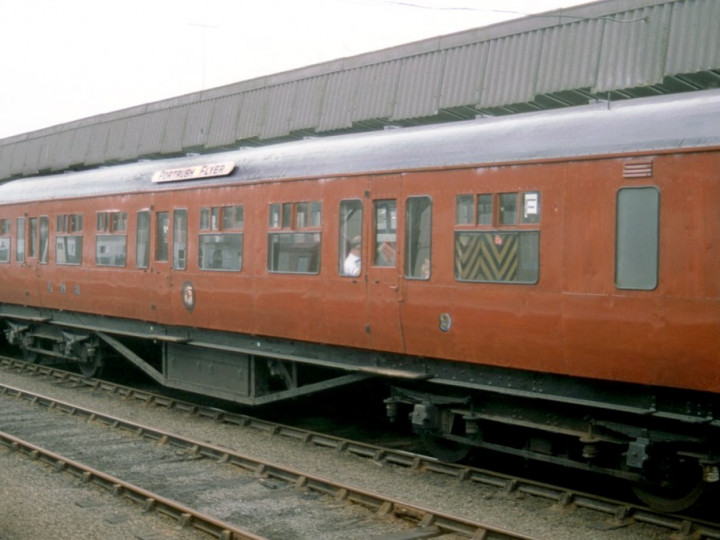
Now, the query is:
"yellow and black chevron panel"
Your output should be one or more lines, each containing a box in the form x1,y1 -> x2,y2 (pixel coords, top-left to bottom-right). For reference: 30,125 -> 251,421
455,232 -> 519,282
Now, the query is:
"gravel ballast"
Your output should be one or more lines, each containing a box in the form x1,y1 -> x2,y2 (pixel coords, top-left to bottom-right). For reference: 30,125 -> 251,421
0,369 -> 670,539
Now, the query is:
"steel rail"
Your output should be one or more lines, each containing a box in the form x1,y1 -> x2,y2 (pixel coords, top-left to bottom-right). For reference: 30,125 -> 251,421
4,357 -> 720,539
0,382 -> 533,540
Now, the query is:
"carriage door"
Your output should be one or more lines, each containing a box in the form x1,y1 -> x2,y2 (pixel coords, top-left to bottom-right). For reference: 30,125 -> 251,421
366,177 -> 404,352
152,209 -> 188,318
170,209 -> 189,314
147,210 -> 172,319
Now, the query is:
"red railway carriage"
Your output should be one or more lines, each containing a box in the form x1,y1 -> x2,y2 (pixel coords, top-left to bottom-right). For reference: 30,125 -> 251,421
1,89 -> 719,510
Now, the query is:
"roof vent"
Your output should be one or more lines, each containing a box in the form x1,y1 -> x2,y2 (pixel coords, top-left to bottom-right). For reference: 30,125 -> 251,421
623,158 -> 654,178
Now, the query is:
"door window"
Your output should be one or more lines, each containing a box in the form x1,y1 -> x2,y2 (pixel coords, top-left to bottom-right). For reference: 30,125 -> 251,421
373,200 -> 396,267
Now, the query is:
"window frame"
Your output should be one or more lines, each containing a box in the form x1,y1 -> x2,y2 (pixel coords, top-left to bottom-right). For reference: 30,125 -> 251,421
136,210 -> 151,269
267,201 -> 322,275
373,199 -> 397,267
173,209 -> 188,270
155,211 -> 169,262
38,216 -> 50,264
615,186 -> 660,291
338,199 -> 363,277
404,196 -> 432,280
0,219 -> 10,263
96,210 -> 128,268
28,217 -> 37,259
55,213 -> 83,266
199,204 -> 245,272
16,217 -> 25,263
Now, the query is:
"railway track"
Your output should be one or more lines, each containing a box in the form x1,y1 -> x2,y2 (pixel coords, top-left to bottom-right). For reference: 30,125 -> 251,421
3,356 -> 720,539
0,382 -> 530,539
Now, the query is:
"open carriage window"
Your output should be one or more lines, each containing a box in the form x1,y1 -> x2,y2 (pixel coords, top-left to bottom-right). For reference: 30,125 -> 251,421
339,200 -> 363,276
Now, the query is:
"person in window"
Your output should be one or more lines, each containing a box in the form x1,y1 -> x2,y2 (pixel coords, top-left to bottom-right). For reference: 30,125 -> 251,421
421,257 -> 430,279
344,237 -> 362,276
377,241 -> 396,266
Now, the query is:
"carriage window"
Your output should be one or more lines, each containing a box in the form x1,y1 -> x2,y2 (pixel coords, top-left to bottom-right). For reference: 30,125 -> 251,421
454,192 -> 540,284
478,194 -> 493,225
0,219 -> 10,263
339,200 -> 363,276
200,208 -> 211,230
28,218 -> 37,258
96,211 -> 127,267
16,218 -> 25,263
456,196 -> 474,225
56,213 -> 83,265
222,205 -> 243,230
136,211 -> 150,269
38,217 -> 49,264
296,203 -> 308,229
405,197 -> 432,280
374,200 -> 396,267
310,202 -> 322,227
616,187 -> 659,290
156,211 -> 169,262
499,193 -> 518,225
295,202 -> 322,229
268,201 -> 321,274
173,209 -> 187,270
269,204 -> 281,228
199,205 -> 244,272
282,203 -> 292,228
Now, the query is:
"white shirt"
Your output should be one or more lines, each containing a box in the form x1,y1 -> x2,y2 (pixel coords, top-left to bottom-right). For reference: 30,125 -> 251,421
343,252 -> 361,276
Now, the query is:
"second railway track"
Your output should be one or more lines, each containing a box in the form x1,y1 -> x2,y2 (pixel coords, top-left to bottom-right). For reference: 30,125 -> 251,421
2,357 -> 718,539
0,383 -> 524,539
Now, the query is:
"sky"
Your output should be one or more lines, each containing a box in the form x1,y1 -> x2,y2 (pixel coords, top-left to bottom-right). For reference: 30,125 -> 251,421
0,0 -> 591,139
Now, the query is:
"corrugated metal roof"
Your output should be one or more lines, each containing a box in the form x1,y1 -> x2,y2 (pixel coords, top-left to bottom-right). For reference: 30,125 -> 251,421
666,0 -> 720,75
183,100 -> 214,149
595,3 -> 672,92
137,110 -> 169,158
535,19 -> 605,94
318,69 -> 360,132
393,51 -> 445,120
2,0 -> 719,181
288,76 -> 326,134
85,122 -> 111,165
205,95 -> 242,148
235,89 -> 266,141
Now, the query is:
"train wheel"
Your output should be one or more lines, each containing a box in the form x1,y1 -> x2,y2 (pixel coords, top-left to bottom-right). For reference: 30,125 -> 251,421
632,457 -> 705,512
416,406 -> 474,462
20,339 -> 39,363
21,347 -> 39,364
419,429 -> 473,462
78,346 -> 105,378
